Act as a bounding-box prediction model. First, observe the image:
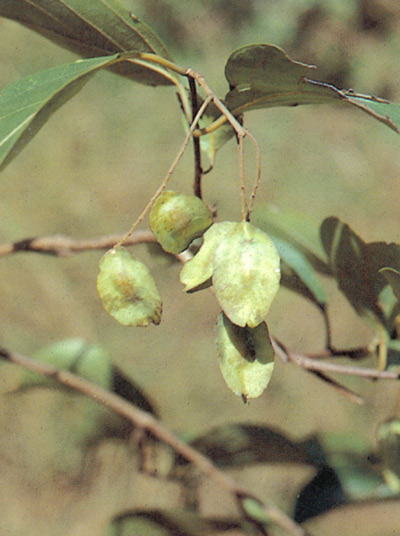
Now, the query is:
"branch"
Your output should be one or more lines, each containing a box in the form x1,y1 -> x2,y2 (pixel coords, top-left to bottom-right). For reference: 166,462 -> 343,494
0,347 -> 310,536
0,231 -> 158,257
273,340 -> 400,380
188,76 -> 204,199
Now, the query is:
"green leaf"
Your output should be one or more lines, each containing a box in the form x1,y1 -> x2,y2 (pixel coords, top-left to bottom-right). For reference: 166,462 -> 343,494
346,96 -> 400,133
224,44 -> 400,134
180,222 -> 237,292
0,55 -> 120,172
0,0 -> 175,86
20,338 -> 113,390
320,217 -> 400,321
252,206 -> 329,275
272,236 -> 327,308
212,222 -> 281,327
216,312 -> 275,400
97,247 -> 162,327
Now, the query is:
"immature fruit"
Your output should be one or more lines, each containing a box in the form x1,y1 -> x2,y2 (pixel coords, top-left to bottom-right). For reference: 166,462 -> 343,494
97,247 -> 162,327
216,312 -> 275,400
212,222 -> 281,327
180,222 -> 236,292
149,191 -> 213,254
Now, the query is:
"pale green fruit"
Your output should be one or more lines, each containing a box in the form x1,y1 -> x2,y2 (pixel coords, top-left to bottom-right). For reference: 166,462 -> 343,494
216,312 -> 275,400
97,247 -> 162,327
377,419 -> 400,492
149,190 -> 213,254
213,221 -> 281,327
180,221 -> 236,292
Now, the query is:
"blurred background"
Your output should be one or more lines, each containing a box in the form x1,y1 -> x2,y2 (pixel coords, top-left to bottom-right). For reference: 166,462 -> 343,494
0,0 -> 400,534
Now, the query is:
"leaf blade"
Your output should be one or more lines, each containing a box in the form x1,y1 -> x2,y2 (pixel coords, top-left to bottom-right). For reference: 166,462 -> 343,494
0,0 -> 175,85
224,44 -> 400,134
0,54 -> 120,172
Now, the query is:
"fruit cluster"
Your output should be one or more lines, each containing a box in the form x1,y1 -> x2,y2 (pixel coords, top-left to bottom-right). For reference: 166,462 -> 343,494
97,191 -> 281,400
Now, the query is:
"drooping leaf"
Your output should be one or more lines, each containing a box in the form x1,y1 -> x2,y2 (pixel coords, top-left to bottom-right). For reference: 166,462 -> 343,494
0,55 -> 121,172
149,191 -> 213,254
224,44 -> 400,134
212,222 -> 280,327
97,247 -> 162,327
12,339 -> 130,448
174,424 -> 316,469
19,338 -> 113,390
252,206 -> 329,275
15,339 -> 156,441
0,0 -> 175,86
320,217 -> 400,321
272,236 -> 327,308
216,312 -> 275,400
107,509 -> 241,536
294,466 -> 347,523
180,222 -> 236,292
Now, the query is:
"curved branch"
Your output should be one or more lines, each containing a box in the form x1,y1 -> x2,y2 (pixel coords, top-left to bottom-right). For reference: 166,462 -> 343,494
0,347 -> 310,536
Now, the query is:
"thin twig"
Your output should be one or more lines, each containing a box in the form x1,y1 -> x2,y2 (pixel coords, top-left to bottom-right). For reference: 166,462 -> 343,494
273,340 -> 400,380
0,347 -> 309,536
114,94 -> 213,249
188,76 -> 203,198
237,135 -> 248,221
245,131 -> 262,222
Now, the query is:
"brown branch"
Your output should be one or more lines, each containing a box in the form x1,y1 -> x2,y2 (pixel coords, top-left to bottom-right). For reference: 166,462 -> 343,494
0,230 -> 159,257
273,339 -> 400,380
188,76 -> 204,198
0,347 -> 310,536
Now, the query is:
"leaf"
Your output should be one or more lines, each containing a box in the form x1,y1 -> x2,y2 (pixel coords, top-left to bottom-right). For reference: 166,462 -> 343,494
272,236 -> 327,308
224,44 -> 400,134
320,217 -> 400,321
216,312 -> 275,400
0,54 -> 120,172
19,338 -> 113,390
0,0 -> 175,86
97,247 -> 162,327
294,466 -> 347,523
180,222 -> 237,292
212,222 -> 280,327
174,424 -> 316,469
252,206 -> 329,275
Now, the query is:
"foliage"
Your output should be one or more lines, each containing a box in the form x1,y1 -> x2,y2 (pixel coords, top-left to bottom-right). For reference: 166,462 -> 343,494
0,1 -> 400,535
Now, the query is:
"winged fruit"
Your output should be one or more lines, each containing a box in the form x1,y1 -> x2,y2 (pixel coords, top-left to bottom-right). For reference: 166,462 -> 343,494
216,312 -> 275,400
149,191 -> 213,254
97,247 -> 162,327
